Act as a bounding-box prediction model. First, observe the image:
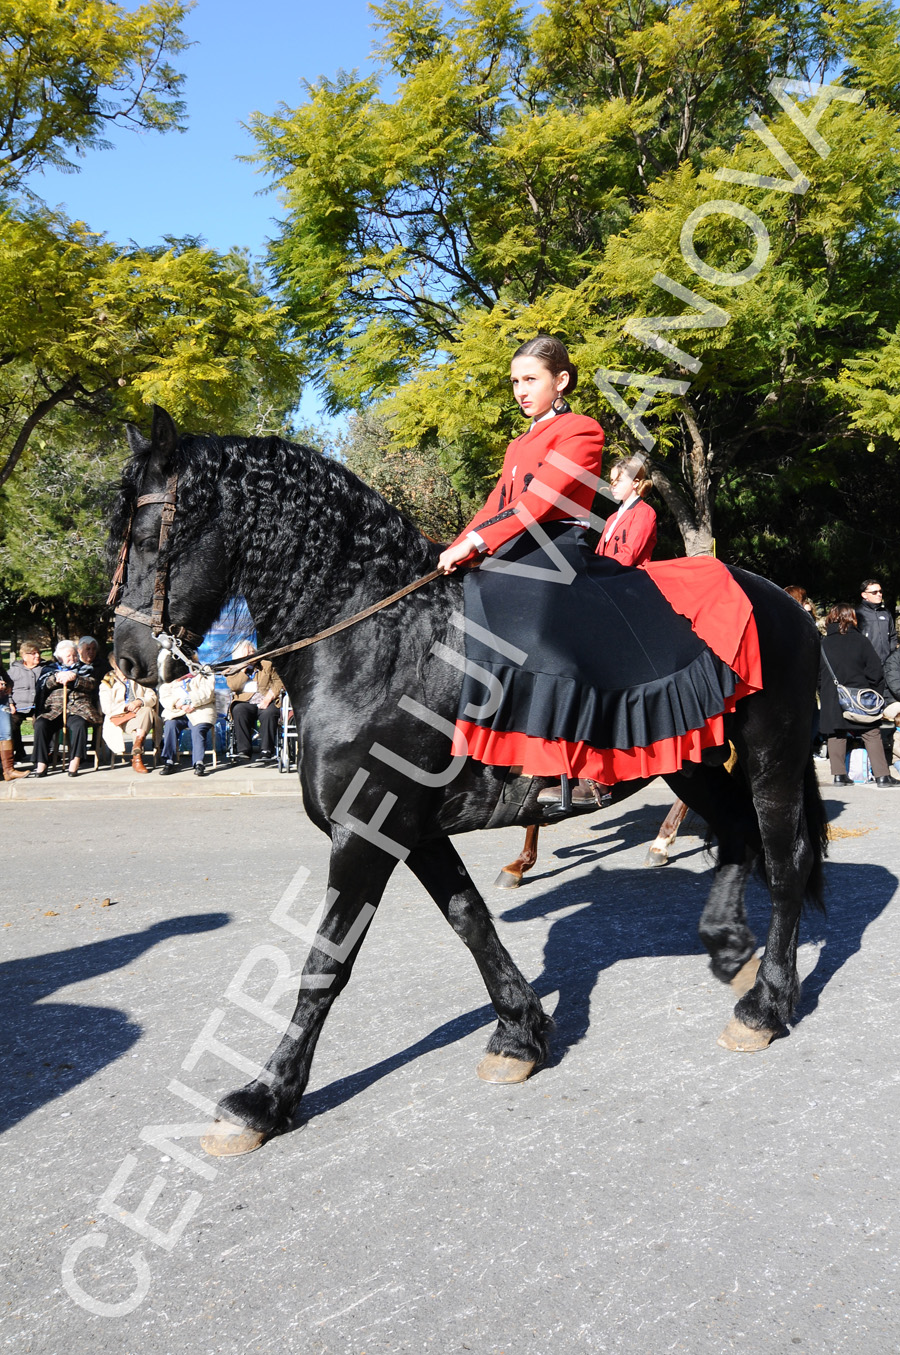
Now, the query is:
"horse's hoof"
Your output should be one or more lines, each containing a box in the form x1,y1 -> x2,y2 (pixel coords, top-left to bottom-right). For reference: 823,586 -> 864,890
476,1053 -> 536,1083
200,1119 -> 268,1157
493,869 -> 521,889
644,848 -> 669,867
716,1018 -> 776,1053
729,956 -> 761,997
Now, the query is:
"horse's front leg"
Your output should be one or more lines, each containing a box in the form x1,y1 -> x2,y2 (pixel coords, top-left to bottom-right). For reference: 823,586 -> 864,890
407,837 -> 552,1083
201,827 -> 398,1156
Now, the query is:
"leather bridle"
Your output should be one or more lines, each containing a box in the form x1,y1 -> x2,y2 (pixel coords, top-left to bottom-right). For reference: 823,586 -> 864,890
108,467 -> 443,677
108,471 -> 203,648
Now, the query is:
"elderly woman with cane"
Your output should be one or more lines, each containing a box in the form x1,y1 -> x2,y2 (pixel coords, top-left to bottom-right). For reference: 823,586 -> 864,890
32,639 -> 102,777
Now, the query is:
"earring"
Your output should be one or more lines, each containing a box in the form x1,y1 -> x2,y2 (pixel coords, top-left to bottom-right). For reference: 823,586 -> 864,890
551,394 -> 571,415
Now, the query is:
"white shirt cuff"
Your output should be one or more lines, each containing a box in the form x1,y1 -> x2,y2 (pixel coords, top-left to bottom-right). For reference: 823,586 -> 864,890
466,531 -> 487,551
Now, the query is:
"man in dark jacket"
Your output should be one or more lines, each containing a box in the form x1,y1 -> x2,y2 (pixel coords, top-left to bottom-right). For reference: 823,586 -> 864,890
856,580 -> 897,664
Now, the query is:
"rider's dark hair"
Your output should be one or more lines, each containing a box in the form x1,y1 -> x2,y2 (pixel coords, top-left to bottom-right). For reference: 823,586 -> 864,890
513,335 -> 578,398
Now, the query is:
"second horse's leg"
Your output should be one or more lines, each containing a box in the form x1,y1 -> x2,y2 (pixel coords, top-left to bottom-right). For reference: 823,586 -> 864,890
494,823 -> 541,889
644,798 -> 689,867
408,837 -> 551,1082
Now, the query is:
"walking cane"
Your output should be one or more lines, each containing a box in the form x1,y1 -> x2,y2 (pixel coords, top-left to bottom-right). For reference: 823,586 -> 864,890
61,676 -> 68,769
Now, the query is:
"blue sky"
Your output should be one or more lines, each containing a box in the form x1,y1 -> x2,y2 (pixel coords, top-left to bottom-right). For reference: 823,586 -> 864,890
36,0 -> 383,422
37,0 -> 379,257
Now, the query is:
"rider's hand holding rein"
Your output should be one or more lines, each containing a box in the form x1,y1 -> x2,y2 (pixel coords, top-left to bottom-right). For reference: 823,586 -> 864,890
437,538 -> 479,575
437,335 -> 604,576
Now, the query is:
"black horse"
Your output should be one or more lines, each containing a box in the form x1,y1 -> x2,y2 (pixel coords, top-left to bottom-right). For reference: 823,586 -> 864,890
112,408 -> 827,1155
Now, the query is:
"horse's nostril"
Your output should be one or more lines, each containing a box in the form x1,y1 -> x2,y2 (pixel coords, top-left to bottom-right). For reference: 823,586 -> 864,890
116,654 -> 138,679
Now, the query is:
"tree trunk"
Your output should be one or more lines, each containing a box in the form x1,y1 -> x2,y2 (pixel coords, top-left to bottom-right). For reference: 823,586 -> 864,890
648,400 -> 716,557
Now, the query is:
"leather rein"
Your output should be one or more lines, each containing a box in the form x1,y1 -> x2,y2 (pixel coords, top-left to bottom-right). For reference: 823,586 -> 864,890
108,469 -> 444,676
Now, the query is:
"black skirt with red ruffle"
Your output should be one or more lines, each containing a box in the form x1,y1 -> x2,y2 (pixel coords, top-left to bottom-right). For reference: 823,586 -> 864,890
454,523 -> 762,784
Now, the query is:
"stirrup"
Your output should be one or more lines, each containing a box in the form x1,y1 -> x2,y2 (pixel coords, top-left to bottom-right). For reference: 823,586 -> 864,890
537,775 -> 575,813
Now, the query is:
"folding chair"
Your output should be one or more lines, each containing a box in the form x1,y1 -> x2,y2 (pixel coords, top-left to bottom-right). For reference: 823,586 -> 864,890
277,691 -> 299,773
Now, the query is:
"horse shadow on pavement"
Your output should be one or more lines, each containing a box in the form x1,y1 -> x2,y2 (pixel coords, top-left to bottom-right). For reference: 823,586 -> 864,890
0,913 -> 229,1135
299,820 -> 897,1126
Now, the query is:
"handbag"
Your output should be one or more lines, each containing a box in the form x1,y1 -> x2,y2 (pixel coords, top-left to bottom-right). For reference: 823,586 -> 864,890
822,649 -> 885,724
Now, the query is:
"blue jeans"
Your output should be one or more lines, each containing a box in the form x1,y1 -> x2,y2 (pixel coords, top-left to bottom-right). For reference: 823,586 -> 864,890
0,705 -> 11,741
162,716 -> 211,765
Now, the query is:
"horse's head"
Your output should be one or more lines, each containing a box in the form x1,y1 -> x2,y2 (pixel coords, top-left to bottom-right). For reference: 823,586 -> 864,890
112,407 -> 230,685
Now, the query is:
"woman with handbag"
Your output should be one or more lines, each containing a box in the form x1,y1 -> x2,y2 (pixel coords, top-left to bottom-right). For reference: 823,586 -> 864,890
819,603 -> 897,787
100,655 -> 160,773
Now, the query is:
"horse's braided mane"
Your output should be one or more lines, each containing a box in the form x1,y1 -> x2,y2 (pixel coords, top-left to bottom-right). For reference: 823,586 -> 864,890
109,433 -> 439,640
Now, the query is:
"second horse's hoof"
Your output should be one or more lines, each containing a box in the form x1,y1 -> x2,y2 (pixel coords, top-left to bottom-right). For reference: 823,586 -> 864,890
200,1119 -> 268,1157
716,1018 -> 777,1053
476,1053 -> 536,1084
493,869 -> 522,889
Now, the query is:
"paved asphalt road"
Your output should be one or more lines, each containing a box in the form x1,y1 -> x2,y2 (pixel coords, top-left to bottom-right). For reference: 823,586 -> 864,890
2,774 -> 899,1354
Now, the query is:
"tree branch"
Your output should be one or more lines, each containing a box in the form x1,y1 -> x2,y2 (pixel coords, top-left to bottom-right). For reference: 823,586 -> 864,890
0,377 -> 80,491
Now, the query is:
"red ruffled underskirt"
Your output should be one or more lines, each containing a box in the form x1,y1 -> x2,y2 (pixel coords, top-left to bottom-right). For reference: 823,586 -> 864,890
456,556 -> 763,784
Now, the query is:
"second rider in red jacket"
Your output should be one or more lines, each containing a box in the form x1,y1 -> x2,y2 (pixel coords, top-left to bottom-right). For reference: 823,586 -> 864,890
595,456 -> 657,567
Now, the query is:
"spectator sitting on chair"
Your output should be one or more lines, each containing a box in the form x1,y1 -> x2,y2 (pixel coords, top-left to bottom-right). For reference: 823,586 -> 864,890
32,639 -> 102,778
158,669 -> 216,777
78,635 -> 108,760
100,654 -> 160,774
226,640 -> 283,764
7,641 -> 47,767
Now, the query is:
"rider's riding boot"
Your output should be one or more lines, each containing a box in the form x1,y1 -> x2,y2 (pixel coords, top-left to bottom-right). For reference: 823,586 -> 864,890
1,739 -> 29,779
538,777 -> 608,808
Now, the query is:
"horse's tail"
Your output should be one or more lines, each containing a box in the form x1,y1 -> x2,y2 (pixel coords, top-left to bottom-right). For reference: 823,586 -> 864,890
802,753 -> 828,911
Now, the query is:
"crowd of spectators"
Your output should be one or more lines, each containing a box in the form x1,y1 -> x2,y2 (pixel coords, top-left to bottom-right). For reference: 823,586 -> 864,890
786,577 -> 900,788
0,636 -> 293,781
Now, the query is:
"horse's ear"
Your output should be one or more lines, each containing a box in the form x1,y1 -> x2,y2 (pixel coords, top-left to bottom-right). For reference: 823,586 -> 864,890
148,406 -> 179,477
125,423 -> 150,457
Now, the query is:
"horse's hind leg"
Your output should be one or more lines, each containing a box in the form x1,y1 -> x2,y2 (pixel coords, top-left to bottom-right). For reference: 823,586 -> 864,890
715,753 -> 824,1056
664,769 -> 759,988
202,827 -> 398,1155
494,823 -> 540,889
717,765 -> 816,1052
408,837 -> 551,1082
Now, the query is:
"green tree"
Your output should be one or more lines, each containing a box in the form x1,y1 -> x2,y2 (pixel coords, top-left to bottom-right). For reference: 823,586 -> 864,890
252,0 -> 900,565
337,409 -> 476,540
0,0 -> 191,193
0,208 -> 301,490
0,344 -> 302,634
